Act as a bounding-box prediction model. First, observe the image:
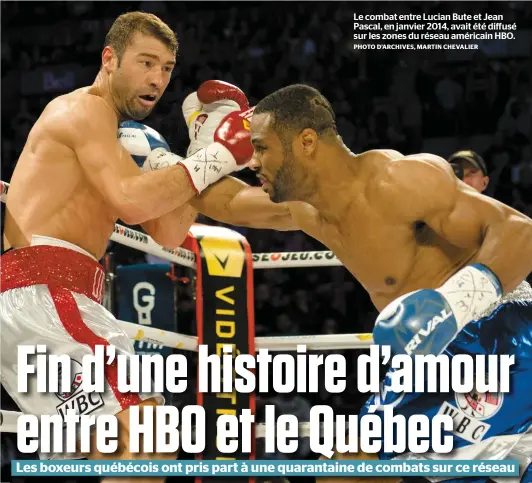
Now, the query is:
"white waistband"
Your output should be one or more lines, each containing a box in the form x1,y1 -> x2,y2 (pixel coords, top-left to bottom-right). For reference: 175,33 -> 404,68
30,235 -> 97,261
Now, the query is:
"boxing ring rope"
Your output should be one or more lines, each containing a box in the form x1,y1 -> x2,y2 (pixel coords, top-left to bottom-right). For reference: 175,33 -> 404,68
0,179 -> 373,434
120,319 -> 373,352
0,180 -> 342,270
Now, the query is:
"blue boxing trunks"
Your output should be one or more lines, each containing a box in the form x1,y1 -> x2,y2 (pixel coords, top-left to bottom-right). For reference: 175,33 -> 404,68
361,281 -> 532,483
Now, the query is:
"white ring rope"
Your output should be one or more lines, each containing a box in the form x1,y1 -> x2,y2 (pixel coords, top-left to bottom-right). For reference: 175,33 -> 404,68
0,180 -> 339,270
0,180 -> 373,349
119,319 -> 373,352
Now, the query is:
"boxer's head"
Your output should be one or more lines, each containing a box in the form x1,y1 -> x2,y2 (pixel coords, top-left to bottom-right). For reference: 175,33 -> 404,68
448,150 -> 489,193
250,84 -> 337,203
101,12 -> 177,121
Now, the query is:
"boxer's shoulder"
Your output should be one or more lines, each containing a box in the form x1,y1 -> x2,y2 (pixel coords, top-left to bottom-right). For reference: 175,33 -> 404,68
380,152 -> 454,187
360,148 -> 404,160
400,152 -> 454,172
64,91 -> 119,147
38,88 -> 117,145
370,152 -> 457,221
70,89 -> 117,125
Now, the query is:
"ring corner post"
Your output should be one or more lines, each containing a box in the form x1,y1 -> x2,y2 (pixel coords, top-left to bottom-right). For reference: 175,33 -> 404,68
188,224 -> 256,483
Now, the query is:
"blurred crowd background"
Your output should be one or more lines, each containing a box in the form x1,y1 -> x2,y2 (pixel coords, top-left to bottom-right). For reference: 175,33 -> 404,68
2,1 -> 532,482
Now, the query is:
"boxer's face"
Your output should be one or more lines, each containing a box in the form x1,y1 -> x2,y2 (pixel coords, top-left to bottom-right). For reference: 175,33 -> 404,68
250,113 -> 304,203
104,33 -> 175,120
459,161 -> 489,193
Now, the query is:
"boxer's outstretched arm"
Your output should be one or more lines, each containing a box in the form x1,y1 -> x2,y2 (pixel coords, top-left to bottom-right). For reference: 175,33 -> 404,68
383,156 -> 532,293
189,176 -> 298,231
67,96 -> 196,225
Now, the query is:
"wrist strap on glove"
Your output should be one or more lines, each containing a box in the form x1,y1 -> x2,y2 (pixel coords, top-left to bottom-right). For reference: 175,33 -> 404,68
437,264 -> 502,330
178,142 -> 237,194
143,148 -> 184,173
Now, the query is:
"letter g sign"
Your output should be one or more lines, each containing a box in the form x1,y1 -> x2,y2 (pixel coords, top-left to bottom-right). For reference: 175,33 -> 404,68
133,282 -> 156,325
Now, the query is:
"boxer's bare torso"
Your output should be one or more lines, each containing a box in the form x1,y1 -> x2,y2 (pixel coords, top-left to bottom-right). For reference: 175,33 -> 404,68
284,150 -> 477,310
5,87 -> 137,259
194,148 -> 529,311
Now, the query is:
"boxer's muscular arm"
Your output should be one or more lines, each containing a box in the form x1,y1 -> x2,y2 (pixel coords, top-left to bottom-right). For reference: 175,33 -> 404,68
189,176 -> 299,231
67,96 -> 196,225
141,204 -> 198,248
381,156 -> 532,293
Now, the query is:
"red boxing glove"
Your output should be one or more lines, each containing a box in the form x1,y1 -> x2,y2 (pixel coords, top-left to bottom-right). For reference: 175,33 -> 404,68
197,80 -> 249,110
214,107 -> 255,165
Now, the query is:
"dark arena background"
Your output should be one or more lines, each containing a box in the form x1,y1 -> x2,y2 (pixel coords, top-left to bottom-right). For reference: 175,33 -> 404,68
1,1 -> 532,483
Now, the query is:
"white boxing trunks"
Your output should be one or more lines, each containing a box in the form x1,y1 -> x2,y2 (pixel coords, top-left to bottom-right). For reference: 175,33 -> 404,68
0,238 -> 163,460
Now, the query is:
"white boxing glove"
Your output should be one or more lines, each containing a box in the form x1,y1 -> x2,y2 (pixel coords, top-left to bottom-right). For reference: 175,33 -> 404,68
148,107 -> 254,194
182,80 -> 249,157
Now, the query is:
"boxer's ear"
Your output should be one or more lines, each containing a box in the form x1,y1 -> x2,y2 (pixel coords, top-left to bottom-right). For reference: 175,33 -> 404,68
299,128 -> 318,156
102,46 -> 117,73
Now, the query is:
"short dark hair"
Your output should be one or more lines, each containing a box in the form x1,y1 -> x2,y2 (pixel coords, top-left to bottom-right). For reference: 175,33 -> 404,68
254,84 -> 337,142
448,150 -> 488,176
104,11 -> 178,64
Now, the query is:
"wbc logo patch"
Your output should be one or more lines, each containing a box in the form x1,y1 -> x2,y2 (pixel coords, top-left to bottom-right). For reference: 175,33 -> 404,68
55,360 -> 104,419
455,385 -> 504,420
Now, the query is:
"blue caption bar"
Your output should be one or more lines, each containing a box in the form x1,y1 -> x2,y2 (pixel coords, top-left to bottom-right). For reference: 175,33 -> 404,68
12,460 -> 520,477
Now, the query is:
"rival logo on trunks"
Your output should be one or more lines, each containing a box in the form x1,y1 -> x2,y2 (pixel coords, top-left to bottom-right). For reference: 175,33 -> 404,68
252,251 -> 338,263
113,225 -> 149,245
55,360 -> 104,419
404,309 -> 453,355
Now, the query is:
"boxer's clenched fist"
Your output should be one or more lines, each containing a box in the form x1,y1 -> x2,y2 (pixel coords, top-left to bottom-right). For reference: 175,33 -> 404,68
118,121 -> 180,171
213,107 -> 254,167
128,107 -> 253,194
182,80 -> 249,157
373,264 -> 502,357
175,106 -> 254,193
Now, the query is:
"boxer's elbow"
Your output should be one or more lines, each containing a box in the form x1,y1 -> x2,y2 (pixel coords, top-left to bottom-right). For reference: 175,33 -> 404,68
113,185 -> 152,225
143,211 -> 195,249
486,213 -> 532,292
507,214 -> 532,256
150,230 -> 187,249
115,203 -> 149,226
507,218 -> 532,292
521,218 -> 532,273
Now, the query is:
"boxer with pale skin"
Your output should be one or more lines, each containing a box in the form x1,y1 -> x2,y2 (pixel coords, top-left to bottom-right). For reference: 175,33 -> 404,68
189,85 -> 532,483
8,17 -> 201,258
2,12 -> 251,481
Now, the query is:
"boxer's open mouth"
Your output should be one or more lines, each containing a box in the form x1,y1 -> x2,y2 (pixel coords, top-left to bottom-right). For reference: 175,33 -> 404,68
138,95 -> 157,106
